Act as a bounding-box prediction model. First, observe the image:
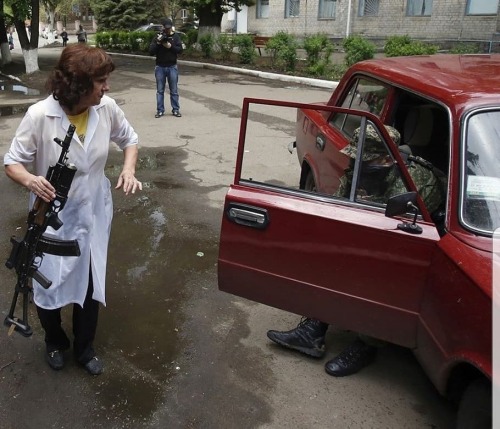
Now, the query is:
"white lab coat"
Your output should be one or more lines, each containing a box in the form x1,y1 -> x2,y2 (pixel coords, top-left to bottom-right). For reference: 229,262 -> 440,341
4,95 -> 138,309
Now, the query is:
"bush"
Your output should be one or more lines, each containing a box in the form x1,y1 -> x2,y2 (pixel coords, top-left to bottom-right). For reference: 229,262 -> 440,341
265,31 -> 299,72
342,35 -> 375,67
234,34 -> 256,64
199,33 -> 214,58
450,42 -> 481,54
303,33 -> 334,67
96,30 -> 155,52
216,33 -> 236,61
384,35 -> 438,57
184,28 -> 198,50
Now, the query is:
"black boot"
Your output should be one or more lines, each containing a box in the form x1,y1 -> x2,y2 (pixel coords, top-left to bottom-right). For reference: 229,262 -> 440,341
324,338 -> 377,377
267,318 -> 328,357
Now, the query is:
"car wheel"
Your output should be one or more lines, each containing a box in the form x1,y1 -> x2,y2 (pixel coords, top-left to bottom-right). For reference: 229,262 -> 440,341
456,378 -> 491,429
304,171 -> 317,192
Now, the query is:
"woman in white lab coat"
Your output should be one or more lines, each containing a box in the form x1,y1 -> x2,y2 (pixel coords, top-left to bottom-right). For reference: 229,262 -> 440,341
4,44 -> 142,375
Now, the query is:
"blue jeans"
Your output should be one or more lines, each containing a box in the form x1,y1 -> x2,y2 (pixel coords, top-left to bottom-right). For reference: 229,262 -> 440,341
155,65 -> 180,114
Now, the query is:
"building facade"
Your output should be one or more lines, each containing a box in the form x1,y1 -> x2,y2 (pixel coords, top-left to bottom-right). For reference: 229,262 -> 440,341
222,0 -> 500,42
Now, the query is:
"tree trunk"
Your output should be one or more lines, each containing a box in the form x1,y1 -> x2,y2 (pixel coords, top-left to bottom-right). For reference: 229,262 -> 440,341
0,0 -> 12,64
12,0 -> 40,73
197,1 -> 223,39
22,48 -> 40,74
1,43 -> 12,65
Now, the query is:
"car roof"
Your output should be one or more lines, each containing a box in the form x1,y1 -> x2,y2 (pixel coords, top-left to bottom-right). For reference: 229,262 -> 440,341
350,54 -> 500,112
135,24 -> 163,31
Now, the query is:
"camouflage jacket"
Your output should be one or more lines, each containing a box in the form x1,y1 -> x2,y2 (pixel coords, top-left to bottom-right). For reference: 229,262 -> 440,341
335,159 -> 445,214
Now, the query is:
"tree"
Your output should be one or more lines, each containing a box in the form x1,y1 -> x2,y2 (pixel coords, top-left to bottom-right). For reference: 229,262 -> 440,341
1,0 -> 13,64
183,0 -> 254,37
91,0 -> 164,30
40,0 -> 60,31
6,0 -> 40,73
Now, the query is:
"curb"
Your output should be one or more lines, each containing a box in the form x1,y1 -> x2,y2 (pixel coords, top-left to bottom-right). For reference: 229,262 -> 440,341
107,52 -> 339,90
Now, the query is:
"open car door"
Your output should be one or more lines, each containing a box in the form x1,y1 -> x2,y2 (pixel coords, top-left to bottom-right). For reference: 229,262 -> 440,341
218,98 -> 441,348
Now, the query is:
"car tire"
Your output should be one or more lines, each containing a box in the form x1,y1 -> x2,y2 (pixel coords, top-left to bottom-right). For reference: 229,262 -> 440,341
456,378 -> 491,429
304,170 -> 317,192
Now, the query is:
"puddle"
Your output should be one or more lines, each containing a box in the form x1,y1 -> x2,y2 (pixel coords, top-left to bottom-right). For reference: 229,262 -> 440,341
85,147 -> 219,422
0,80 -> 40,117
0,105 -> 30,116
0,82 -> 40,96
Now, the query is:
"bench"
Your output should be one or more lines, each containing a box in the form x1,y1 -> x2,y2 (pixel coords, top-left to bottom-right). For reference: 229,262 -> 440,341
253,36 -> 270,56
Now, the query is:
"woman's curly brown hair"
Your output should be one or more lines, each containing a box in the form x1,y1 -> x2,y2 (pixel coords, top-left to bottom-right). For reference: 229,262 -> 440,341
46,44 -> 115,111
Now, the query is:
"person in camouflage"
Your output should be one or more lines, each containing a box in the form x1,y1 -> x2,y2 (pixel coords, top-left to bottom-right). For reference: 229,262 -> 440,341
336,124 -> 444,213
267,124 -> 446,377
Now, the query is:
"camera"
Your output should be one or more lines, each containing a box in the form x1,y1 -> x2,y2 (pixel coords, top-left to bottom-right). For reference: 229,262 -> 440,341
157,33 -> 172,44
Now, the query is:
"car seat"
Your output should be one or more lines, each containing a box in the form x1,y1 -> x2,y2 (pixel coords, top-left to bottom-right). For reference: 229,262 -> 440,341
403,105 -> 435,159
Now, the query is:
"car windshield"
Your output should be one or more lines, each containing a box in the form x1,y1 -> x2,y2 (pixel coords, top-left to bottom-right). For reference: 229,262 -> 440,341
461,109 -> 500,234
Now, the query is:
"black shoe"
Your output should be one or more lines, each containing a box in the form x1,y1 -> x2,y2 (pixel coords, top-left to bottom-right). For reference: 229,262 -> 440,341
155,111 -> 164,118
46,350 -> 64,370
172,110 -> 182,117
267,318 -> 328,358
324,339 -> 377,377
83,356 -> 103,375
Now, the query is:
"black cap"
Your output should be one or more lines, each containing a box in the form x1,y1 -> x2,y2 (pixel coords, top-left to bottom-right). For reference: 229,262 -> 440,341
161,18 -> 173,28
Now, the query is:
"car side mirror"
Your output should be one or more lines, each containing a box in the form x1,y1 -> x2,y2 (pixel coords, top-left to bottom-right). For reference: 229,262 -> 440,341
385,192 -> 423,234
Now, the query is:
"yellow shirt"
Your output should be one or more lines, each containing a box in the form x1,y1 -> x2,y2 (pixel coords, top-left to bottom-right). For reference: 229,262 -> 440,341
67,109 -> 89,144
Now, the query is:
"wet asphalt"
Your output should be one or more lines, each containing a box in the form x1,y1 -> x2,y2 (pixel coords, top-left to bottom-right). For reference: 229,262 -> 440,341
0,47 -> 455,428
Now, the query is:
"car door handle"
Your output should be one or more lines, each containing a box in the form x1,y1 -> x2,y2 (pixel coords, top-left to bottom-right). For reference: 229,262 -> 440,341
226,203 -> 269,229
316,134 -> 326,151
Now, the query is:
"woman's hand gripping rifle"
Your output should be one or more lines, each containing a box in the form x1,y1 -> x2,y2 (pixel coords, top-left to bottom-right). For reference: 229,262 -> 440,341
4,124 -> 81,337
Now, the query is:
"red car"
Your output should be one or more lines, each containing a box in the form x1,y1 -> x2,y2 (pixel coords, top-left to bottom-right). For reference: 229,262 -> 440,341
218,54 -> 498,428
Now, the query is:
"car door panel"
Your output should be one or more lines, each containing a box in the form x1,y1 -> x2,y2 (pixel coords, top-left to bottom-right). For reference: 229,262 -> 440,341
219,185 -> 440,348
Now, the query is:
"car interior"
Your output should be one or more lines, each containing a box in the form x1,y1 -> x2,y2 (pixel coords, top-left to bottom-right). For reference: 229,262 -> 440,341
393,93 -> 450,176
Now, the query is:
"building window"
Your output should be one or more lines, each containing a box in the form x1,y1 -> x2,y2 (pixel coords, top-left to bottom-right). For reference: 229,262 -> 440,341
466,0 -> 499,15
257,0 -> 270,18
285,0 -> 300,18
358,0 -> 379,16
319,0 -> 336,19
407,0 -> 433,16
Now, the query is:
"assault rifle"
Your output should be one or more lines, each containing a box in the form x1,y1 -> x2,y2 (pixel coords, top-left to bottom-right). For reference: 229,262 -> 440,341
5,124 -> 81,337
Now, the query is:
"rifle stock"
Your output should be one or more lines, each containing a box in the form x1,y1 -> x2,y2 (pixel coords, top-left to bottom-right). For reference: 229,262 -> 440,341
4,124 -> 80,337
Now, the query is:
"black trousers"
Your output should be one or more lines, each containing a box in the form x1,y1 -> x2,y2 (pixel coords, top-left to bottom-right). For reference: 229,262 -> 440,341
36,269 -> 99,364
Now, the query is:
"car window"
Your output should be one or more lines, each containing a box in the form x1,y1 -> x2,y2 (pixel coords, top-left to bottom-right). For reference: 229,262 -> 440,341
238,102 -> 407,207
334,121 -> 408,207
330,78 -> 389,139
239,103 -> 303,191
462,109 -> 500,234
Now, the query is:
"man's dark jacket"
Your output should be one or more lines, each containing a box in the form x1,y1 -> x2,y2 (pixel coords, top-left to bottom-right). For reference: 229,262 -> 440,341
149,32 -> 183,67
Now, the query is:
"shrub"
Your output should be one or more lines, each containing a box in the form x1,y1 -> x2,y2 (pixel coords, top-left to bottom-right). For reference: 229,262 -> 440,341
184,29 -> 198,49
199,33 -> 214,58
303,33 -> 334,67
265,31 -> 299,72
342,35 -> 375,67
234,34 -> 256,64
384,35 -> 438,57
217,33 -> 236,61
450,42 -> 481,54
128,31 -> 144,51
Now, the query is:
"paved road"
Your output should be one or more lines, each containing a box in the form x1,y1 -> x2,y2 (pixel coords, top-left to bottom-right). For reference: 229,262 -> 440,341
0,48 -> 455,428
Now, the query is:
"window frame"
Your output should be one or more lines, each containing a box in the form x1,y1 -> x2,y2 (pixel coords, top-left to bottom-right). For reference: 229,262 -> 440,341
406,0 -> 433,17
465,0 -> 499,15
329,77 -> 390,140
318,0 -> 337,20
285,0 -> 300,18
257,0 -> 270,19
358,0 -> 379,17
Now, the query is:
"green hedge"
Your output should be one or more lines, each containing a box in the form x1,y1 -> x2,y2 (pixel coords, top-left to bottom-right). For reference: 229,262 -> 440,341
384,35 -> 438,57
96,30 -> 157,52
